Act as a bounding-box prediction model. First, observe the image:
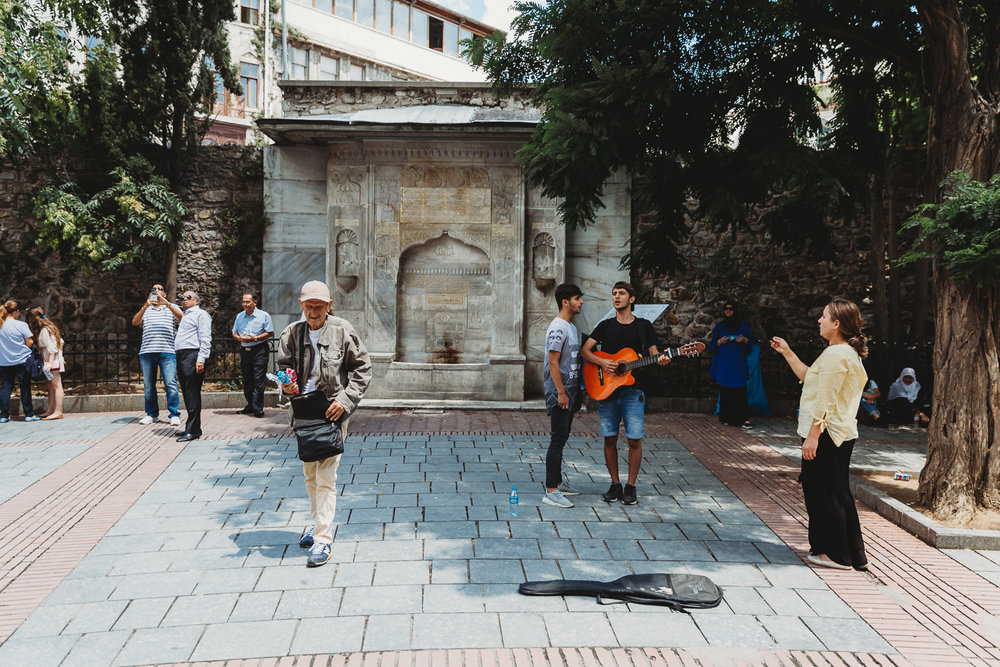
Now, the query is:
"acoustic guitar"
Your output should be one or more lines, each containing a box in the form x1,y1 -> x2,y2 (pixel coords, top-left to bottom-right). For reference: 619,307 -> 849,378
583,342 -> 706,401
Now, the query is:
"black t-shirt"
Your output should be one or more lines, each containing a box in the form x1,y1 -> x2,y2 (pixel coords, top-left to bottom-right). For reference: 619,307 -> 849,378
589,316 -> 661,388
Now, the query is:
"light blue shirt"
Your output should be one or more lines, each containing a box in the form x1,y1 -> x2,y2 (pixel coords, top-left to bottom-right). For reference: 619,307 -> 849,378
175,305 -> 212,363
232,308 -> 274,348
0,318 -> 32,366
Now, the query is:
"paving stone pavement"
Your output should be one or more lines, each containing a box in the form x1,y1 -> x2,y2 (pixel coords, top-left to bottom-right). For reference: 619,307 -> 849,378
0,409 -> 996,666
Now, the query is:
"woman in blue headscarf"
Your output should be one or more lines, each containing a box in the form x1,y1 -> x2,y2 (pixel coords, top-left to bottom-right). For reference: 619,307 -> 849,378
709,300 -> 754,427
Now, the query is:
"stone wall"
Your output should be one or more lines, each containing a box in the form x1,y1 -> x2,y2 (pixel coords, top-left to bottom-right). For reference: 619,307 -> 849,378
279,80 -> 539,117
0,146 -> 265,336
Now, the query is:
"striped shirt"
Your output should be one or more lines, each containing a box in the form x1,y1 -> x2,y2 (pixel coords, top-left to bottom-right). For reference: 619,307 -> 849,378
139,305 -> 178,355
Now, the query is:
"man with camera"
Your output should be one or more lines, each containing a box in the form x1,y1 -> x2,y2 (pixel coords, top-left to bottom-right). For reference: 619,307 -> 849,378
132,283 -> 183,426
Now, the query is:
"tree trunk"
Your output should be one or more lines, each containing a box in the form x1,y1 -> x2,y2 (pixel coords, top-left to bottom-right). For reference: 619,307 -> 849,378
869,175 -> 889,341
915,0 -> 1000,518
885,169 -> 902,342
917,274 -> 1000,520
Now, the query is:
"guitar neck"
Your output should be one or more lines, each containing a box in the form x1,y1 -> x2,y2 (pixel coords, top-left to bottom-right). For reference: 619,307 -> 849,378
622,348 -> 682,372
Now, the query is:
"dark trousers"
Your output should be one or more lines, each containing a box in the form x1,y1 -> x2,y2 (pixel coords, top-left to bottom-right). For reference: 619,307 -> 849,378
718,385 -> 748,425
799,432 -> 867,569
177,349 -> 204,436
545,395 -> 579,489
240,343 -> 269,413
0,364 -> 33,418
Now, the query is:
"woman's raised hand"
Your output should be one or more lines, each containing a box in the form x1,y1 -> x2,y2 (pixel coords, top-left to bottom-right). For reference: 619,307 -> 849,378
770,336 -> 790,355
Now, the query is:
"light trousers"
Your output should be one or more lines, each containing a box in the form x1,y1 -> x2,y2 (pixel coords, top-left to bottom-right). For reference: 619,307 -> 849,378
302,419 -> 348,545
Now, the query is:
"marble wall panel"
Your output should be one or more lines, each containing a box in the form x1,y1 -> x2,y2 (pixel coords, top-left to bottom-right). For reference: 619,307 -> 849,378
263,249 -> 327,334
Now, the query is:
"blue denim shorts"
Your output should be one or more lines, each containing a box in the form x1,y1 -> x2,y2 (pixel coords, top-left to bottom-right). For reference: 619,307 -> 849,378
598,387 -> 645,439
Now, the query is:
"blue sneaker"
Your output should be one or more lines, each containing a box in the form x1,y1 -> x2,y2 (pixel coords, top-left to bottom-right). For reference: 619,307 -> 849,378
299,525 -> 315,549
24,416 -> 40,422
542,489 -> 573,508
0,417 -> 9,423
307,542 -> 331,567
558,477 -> 581,496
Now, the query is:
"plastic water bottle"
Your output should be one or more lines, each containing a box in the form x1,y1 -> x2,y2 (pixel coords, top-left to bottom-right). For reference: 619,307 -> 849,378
509,486 -> 519,517
42,369 -> 53,381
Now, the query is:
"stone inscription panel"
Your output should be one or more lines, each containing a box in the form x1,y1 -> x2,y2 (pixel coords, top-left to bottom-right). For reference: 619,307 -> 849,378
400,187 -> 491,224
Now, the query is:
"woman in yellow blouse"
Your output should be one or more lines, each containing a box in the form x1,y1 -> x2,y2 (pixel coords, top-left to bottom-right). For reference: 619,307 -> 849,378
770,298 -> 869,571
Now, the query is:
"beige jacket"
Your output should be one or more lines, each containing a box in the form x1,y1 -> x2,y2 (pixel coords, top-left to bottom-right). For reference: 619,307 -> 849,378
276,316 -> 372,418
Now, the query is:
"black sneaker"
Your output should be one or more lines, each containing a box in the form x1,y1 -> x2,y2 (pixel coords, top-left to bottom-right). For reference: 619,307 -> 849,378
238,406 -> 254,415
602,482 -> 623,503
622,484 -> 638,505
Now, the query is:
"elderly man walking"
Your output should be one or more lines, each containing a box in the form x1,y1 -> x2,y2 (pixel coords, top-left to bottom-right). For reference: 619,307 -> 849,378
175,291 -> 212,442
232,292 -> 273,417
277,281 -> 371,567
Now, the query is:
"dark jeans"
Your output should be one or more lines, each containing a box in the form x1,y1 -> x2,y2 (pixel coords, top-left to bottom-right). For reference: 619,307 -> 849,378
240,343 -> 269,413
0,363 -> 34,418
718,385 -> 748,425
545,392 -> 579,489
177,349 -> 204,436
798,432 -> 867,569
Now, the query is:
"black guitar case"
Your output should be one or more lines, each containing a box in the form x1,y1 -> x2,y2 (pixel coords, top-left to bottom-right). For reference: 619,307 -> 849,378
518,573 -> 723,612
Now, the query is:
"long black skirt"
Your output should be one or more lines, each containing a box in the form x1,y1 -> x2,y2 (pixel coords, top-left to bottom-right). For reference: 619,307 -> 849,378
798,432 -> 867,569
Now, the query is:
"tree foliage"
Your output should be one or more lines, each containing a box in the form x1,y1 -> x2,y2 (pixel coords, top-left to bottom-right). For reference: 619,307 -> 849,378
33,160 -> 186,272
902,172 -> 1000,289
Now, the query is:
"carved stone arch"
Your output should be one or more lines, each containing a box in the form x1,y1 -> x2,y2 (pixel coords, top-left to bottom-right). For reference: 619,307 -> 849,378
532,232 -> 556,293
336,228 -> 360,294
396,233 -> 492,363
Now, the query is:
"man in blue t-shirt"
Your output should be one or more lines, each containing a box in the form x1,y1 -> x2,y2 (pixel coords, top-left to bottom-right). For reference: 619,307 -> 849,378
541,283 -> 585,509
581,281 -> 670,506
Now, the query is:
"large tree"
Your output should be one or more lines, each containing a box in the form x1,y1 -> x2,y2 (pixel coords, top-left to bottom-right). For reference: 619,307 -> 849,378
475,0 -> 1000,520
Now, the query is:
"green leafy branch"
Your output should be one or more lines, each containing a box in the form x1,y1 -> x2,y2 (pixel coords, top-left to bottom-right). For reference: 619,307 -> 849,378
33,166 -> 186,273
900,171 -> 1000,288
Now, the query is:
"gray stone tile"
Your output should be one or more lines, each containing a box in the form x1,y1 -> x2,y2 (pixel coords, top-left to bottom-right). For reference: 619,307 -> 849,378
374,560 -> 430,585
362,614 -> 412,652
683,562 -> 771,587
522,559 -> 562,582
644,523 -> 685,540
802,617 -> 895,652
111,597 -> 173,630
423,538 -> 474,560
42,577 -> 117,605
757,588 -> 816,617
274,587 -> 343,618
499,612 -> 549,648
0,634 -> 78,665
474,539 -> 541,559
423,583 -> 485,612
584,522 -> 652,539
190,620 -> 297,661
718,587 -> 772,615
109,571 -> 201,600
469,559 -> 525,583
411,612 -> 503,649
384,522 -> 417,540
255,565 -> 334,591
9,603 -> 76,637
678,523 -> 721,541
430,559 -> 469,584
706,541 -> 768,563
355,540 -> 423,561
192,567 -> 262,594
347,508 -> 394,523
695,614 -> 778,648
162,593 -> 239,626
113,625 -> 203,665
66,554 -> 119,580
333,561 -> 375,587
62,630 -> 131,667
608,612 -> 708,647
340,584 -> 423,615
758,563 -> 827,589
63,599 -> 130,634
416,521 -> 478,539
754,541 -> 802,564
291,615 -> 366,654
229,591 -> 281,622
605,539 -> 647,560
757,615 -> 826,650
543,611 -> 617,646
797,589 -> 861,618
639,540 -> 713,561
169,547 -> 248,571
570,539 -> 612,560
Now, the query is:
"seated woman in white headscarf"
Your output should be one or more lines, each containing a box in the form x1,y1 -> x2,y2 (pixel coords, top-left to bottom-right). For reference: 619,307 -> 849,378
885,368 -> 929,426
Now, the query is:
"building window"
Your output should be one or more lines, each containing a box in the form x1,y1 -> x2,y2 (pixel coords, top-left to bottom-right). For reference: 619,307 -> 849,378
411,7 -> 428,46
443,19 -> 458,56
240,62 -> 259,108
215,72 -> 225,105
356,0 -> 373,28
459,27 -> 473,60
428,16 -> 443,51
348,62 -> 365,80
335,0 -> 352,18
319,55 -> 339,80
375,0 -> 391,33
393,1 -> 408,39
240,0 -> 259,25
315,0 -> 333,13
289,46 -> 309,79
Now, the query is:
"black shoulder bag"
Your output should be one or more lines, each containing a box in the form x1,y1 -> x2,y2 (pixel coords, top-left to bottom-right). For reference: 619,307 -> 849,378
23,345 -> 46,380
291,323 -> 345,462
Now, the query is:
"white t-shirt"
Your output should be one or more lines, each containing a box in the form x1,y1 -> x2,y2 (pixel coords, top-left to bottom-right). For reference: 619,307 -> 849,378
304,328 -> 321,393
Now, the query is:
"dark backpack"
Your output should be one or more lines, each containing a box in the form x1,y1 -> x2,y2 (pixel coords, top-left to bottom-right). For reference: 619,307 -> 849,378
518,573 -> 723,612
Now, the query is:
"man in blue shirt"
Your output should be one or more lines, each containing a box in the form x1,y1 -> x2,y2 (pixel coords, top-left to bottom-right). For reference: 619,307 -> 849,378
232,292 -> 273,418
175,291 -> 212,442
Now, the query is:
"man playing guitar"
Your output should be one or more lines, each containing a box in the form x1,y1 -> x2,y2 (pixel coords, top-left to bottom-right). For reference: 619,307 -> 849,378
580,281 -> 670,506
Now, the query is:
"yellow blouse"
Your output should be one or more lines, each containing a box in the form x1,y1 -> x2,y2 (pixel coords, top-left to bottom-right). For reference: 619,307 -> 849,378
797,343 -> 868,446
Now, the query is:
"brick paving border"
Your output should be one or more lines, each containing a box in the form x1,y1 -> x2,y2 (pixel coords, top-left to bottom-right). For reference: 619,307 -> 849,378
0,417 -> 187,642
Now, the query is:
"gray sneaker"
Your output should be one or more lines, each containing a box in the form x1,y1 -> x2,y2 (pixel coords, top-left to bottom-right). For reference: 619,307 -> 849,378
542,490 -> 574,508
307,542 -> 331,567
558,478 -> 581,496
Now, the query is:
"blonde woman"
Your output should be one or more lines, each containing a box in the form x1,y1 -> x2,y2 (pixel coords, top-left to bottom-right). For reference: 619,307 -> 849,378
27,307 -> 66,419
770,298 -> 870,571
